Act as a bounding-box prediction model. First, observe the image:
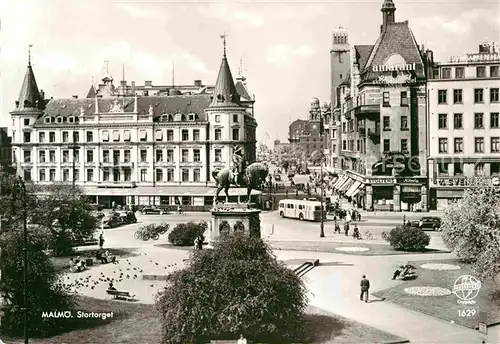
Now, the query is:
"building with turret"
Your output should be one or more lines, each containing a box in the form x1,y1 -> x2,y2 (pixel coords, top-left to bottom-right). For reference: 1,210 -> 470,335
10,43 -> 258,209
332,0 -> 434,211
288,97 -> 329,163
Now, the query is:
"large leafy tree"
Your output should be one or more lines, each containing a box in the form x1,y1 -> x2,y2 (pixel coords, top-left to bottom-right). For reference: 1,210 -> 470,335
0,230 -> 75,337
30,183 -> 99,255
441,186 -> 500,283
156,234 -> 308,343
278,145 -> 304,172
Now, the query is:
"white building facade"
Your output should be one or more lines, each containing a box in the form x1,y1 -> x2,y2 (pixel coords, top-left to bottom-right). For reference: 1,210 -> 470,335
10,50 -> 258,209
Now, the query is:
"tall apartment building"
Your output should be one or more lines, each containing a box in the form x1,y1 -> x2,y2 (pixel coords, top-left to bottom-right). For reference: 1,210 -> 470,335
333,0 -> 434,211
10,47 -> 258,209
427,43 -> 500,210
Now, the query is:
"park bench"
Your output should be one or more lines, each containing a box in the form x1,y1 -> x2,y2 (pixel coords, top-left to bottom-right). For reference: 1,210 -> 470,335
106,289 -> 136,301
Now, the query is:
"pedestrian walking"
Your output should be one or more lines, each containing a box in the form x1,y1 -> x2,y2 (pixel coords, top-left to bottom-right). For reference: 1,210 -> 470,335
99,232 -> 104,249
360,275 -> 370,303
111,201 -> 116,211
237,334 -> 247,344
344,221 -> 350,236
357,212 -> 362,222
334,219 -> 341,234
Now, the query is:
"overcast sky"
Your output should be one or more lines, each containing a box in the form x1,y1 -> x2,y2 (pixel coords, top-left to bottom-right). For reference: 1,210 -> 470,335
0,0 -> 498,143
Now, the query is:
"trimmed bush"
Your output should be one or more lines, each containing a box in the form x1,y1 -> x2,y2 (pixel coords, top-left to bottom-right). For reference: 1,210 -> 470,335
156,233 -> 308,343
382,225 -> 430,251
167,221 -> 207,246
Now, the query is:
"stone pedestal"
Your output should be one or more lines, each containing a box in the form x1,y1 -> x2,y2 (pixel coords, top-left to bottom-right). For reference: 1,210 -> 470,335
209,203 -> 261,243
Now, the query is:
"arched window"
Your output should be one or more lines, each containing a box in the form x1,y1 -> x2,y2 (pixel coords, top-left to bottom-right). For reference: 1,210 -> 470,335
233,221 -> 245,232
219,221 -> 230,236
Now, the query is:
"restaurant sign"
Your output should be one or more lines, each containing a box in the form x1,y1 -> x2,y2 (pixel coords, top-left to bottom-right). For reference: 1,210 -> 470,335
432,177 -> 500,187
372,62 -> 416,72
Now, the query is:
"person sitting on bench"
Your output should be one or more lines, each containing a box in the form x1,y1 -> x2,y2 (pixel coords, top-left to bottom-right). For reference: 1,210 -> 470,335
96,250 -> 108,264
105,250 -> 117,264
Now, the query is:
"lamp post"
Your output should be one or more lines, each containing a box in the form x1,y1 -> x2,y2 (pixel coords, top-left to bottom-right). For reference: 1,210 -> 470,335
16,176 -> 29,343
320,161 -> 325,238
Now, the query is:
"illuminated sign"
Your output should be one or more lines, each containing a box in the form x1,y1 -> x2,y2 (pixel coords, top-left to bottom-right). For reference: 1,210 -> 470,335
372,63 -> 416,72
447,53 -> 500,64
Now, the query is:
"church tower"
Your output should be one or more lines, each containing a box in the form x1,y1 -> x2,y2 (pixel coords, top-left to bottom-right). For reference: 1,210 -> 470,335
10,48 -> 44,179
330,26 -> 351,112
205,34 -> 256,179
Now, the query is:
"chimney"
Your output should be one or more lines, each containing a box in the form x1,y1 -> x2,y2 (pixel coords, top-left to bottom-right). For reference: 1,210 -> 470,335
145,81 -> 152,87
40,89 -> 45,100
72,95 -> 78,99
194,80 -> 202,87
131,81 -> 136,94
120,80 -> 127,86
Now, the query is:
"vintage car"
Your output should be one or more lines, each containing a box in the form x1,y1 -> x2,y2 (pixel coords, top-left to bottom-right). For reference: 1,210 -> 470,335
140,206 -> 167,215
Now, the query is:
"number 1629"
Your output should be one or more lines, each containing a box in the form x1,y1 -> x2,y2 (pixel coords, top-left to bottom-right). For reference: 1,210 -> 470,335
458,309 -> 476,317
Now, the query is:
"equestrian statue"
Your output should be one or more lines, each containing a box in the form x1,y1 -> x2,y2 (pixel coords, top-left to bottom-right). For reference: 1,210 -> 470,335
212,145 -> 269,205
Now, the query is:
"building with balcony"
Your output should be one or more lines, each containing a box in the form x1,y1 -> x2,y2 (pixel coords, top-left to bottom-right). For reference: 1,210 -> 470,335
288,98 -> 328,164
427,42 -> 500,210
333,0 -> 433,211
10,46 -> 258,209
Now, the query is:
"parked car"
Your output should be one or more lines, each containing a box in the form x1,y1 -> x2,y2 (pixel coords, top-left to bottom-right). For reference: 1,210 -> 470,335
411,217 -> 441,231
102,212 -> 122,228
118,211 -> 137,224
141,206 -> 167,215
93,212 -> 105,221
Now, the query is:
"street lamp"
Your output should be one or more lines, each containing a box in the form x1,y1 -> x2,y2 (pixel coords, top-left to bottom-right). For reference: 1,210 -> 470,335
15,176 -> 29,343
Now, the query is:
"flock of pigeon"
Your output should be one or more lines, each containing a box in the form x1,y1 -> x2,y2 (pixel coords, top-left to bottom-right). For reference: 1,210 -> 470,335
58,252 -> 181,294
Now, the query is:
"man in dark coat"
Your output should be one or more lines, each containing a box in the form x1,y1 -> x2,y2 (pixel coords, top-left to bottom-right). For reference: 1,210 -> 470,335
344,222 -> 350,236
360,275 -> 370,303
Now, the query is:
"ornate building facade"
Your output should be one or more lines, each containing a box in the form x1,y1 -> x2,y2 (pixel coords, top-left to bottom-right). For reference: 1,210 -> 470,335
10,47 -> 258,208
332,0 -> 433,211
427,43 -> 500,209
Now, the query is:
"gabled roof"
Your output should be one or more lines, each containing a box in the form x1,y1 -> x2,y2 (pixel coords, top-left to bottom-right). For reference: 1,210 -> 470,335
86,85 -> 97,98
35,95 -> 212,125
361,21 -> 425,81
354,45 -> 374,71
235,80 -> 253,102
209,55 -> 241,108
15,63 -> 42,111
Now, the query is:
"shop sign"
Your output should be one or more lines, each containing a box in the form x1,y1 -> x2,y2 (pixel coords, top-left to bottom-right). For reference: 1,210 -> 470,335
399,178 -> 422,184
433,177 -> 500,187
447,53 -> 500,64
372,63 -> 416,72
367,178 -> 396,184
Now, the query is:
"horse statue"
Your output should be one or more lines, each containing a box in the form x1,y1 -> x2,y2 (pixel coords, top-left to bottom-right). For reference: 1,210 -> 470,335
212,162 -> 269,205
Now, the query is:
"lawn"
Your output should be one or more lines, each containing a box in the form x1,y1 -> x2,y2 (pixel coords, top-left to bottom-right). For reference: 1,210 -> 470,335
51,248 -> 139,273
373,259 -> 500,329
3,297 -> 407,344
269,240 -> 449,256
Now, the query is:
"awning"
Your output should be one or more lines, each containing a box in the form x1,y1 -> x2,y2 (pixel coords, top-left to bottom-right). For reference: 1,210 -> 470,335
333,175 -> 347,189
83,186 -> 262,197
346,181 -> 361,197
352,185 -> 364,197
339,178 -> 354,192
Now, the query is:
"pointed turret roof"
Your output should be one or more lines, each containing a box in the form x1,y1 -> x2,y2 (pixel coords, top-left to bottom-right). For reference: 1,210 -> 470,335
86,85 -> 97,98
209,54 -> 241,108
16,62 -> 42,111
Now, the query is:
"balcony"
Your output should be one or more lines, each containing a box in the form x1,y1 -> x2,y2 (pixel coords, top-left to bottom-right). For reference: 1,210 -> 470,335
353,104 -> 379,117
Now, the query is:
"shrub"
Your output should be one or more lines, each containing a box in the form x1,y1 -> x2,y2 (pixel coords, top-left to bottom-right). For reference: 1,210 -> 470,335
0,231 -> 75,337
156,233 -> 308,343
382,225 -> 430,251
167,221 -> 207,246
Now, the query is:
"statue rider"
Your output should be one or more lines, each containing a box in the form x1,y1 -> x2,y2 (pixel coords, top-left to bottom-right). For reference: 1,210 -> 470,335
232,144 -> 244,187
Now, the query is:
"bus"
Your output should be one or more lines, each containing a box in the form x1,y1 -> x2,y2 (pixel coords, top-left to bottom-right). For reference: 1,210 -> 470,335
278,199 -> 326,221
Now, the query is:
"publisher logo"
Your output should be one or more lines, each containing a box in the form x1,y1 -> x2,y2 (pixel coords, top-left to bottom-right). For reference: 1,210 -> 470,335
452,275 -> 481,304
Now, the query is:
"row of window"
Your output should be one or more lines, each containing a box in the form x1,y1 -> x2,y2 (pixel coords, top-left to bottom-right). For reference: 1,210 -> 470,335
342,139 -> 408,153
36,168 -> 204,183
23,148 -> 221,164
438,65 -> 499,80
438,137 -> 500,154
437,162 -> 500,176
24,128 -> 243,144
437,112 -> 499,130
437,88 -> 499,104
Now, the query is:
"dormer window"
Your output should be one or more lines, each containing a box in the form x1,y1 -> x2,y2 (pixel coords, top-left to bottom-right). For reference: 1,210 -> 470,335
188,114 -> 195,121
168,114 -> 173,121
56,117 -> 62,123
74,117 -> 79,122
44,117 -> 50,124
181,114 -> 186,121
62,117 -> 67,123
216,94 -> 225,102
194,114 -> 200,121
68,116 -> 74,123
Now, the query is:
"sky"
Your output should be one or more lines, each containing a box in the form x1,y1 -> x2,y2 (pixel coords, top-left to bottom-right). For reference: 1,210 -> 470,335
0,0 -> 499,143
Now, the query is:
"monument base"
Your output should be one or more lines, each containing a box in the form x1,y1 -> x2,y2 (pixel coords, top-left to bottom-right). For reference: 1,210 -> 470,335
209,203 -> 261,243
